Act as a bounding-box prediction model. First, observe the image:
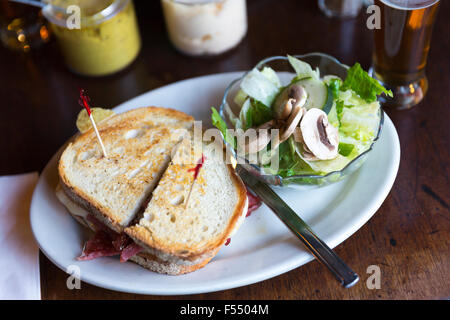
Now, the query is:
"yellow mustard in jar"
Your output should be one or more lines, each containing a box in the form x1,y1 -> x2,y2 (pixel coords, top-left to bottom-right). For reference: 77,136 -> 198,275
44,0 -> 141,76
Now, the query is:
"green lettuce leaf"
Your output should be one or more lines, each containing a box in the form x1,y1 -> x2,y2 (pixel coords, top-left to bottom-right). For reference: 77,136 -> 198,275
336,100 -> 344,124
287,55 -> 319,80
260,66 -> 282,87
272,137 -> 317,177
240,68 -> 280,107
211,107 -> 235,148
244,99 -> 273,129
328,78 -> 342,100
277,139 -> 301,177
342,63 -> 393,102
338,143 -> 355,156
235,67 -> 281,109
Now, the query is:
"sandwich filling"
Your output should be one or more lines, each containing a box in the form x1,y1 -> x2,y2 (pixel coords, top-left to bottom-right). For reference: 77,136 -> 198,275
78,214 -> 142,262
56,185 -> 142,262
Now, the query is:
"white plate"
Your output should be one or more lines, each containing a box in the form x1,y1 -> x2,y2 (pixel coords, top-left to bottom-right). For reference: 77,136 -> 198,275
30,72 -> 400,295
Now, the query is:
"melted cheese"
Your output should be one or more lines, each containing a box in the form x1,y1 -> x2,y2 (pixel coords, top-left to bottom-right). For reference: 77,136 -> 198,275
55,185 -> 89,220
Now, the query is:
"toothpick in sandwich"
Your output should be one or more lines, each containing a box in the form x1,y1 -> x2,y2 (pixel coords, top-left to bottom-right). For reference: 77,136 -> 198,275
78,89 -> 108,158
184,154 -> 205,209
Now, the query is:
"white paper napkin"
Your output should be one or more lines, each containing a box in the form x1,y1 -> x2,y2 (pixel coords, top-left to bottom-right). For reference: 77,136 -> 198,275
0,172 -> 40,300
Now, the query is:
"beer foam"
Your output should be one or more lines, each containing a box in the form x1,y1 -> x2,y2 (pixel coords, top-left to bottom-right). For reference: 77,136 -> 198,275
380,0 -> 439,10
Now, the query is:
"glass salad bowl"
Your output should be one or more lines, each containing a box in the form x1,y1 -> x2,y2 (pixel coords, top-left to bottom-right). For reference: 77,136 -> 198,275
218,53 -> 384,189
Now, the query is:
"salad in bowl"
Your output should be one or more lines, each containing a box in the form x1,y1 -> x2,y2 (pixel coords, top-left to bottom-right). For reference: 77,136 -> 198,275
211,53 -> 392,187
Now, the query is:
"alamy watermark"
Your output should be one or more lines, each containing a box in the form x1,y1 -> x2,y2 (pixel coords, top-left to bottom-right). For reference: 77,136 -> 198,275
167,122 -> 282,172
66,5 -> 81,30
66,265 -> 81,290
366,265 -> 381,289
366,4 -> 381,30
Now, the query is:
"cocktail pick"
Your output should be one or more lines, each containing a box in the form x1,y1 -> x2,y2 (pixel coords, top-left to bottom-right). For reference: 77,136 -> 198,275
184,154 -> 205,209
79,89 -> 108,158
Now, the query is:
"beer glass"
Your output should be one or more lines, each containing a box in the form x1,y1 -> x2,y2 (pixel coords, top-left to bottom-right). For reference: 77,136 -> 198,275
371,0 -> 440,109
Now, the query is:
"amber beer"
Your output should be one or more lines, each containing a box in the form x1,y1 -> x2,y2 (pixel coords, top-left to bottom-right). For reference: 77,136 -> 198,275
372,0 -> 440,109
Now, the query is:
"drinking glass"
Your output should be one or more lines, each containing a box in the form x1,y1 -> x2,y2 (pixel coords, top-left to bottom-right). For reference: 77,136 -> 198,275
318,0 -> 363,18
371,0 -> 440,109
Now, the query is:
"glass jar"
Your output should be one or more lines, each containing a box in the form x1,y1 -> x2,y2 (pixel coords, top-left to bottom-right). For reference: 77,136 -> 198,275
43,0 -> 141,76
161,0 -> 247,56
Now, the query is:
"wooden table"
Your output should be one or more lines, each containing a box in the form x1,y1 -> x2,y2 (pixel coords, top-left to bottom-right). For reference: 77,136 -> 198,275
1,0 -> 448,300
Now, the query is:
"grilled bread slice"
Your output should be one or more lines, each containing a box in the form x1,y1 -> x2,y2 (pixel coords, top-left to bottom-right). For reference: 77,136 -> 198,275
125,138 -> 248,274
58,107 -> 194,233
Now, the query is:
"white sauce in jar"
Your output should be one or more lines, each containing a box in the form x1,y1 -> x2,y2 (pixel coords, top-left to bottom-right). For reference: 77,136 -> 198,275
161,0 -> 247,55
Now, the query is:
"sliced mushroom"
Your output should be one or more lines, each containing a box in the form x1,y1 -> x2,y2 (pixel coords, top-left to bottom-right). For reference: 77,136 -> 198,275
273,84 -> 307,120
299,108 -> 339,160
257,120 -> 274,130
237,121 -> 273,154
293,127 -> 303,143
292,127 -> 319,161
238,85 -> 308,153
288,84 -> 307,108
280,106 -> 306,142
300,144 -> 320,161
269,106 -> 304,151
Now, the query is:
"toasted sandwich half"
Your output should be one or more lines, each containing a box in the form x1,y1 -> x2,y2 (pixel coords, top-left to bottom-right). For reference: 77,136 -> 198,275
125,137 -> 248,275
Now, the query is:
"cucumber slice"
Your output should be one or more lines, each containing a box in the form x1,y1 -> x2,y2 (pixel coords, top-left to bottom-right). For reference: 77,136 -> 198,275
291,75 -> 311,85
322,85 -> 334,114
294,78 -> 329,110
